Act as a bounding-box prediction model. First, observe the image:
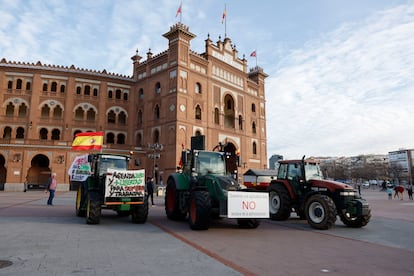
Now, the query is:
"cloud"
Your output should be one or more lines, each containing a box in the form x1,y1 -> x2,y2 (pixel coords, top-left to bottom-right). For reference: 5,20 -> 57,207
266,4 -> 414,159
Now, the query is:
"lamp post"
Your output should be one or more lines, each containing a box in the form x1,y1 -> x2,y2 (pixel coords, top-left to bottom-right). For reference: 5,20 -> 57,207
147,143 -> 163,185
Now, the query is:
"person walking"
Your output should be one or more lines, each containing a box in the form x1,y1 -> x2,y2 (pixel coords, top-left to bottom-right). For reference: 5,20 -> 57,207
45,173 -> 57,206
397,184 -> 404,200
146,176 -> 154,206
387,186 -> 393,200
407,184 -> 413,200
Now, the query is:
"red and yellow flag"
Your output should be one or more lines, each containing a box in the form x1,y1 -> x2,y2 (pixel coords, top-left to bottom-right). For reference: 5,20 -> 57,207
71,132 -> 104,151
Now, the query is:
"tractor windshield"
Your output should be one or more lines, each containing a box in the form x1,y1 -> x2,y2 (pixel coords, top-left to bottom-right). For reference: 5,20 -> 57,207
305,163 -> 323,181
195,151 -> 226,176
99,155 -> 128,176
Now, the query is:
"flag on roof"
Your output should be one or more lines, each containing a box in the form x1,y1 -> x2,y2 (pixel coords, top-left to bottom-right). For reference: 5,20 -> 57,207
176,2 -> 182,17
222,6 -> 226,24
250,50 -> 257,57
71,132 -> 104,151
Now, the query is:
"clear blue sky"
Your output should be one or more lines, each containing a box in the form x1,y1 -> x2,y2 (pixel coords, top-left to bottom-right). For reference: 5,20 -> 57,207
1,0 -> 413,159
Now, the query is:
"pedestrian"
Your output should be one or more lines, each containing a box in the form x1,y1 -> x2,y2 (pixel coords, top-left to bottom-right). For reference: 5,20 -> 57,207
146,176 -> 154,206
356,182 -> 361,196
407,185 -> 413,200
386,186 -> 393,200
45,172 -> 57,206
393,186 -> 399,199
397,184 -> 404,200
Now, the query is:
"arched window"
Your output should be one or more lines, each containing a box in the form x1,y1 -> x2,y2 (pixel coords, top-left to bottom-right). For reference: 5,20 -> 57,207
41,104 -> 50,117
75,107 -> 84,119
16,127 -> 24,139
252,122 -> 257,134
154,105 -> 160,120
117,133 -> 125,144
155,82 -> 161,94
7,80 -> 12,89
123,92 -> 128,101
238,115 -> 243,130
40,128 -> 48,140
137,110 -> 143,128
3,127 -> 12,138
26,82 -> 31,91
16,79 -> 23,90
224,94 -> 235,129
18,103 -> 27,117
139,88 -> 144,99
153,129 -> 160,144
93,88 -> 98,96
253,142 -> 257,155
53,105 -> 63,118
76,86 -> 81,94
43,83 -> 48,92
118,111 -> 126,125
195,105 -> 201,120
106,133 -> 115,144
195,82 -> 202,94
136,133 -> 142,146
108,90 -> 113,98
251,103 -> 256,112
51,82 -> 57,92
195,130 -> 202,136
214,108 -> 220,124
60,84 -> 65,93
115,89 -> 121,99
84,85 -> 91,96
6,102 -> 14,116
86,108 -> 95,121
107,110 -> 116,123
51,129 -> 60,140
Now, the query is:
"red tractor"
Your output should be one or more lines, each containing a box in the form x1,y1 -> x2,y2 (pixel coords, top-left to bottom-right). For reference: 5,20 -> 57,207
267,157 -> 371,230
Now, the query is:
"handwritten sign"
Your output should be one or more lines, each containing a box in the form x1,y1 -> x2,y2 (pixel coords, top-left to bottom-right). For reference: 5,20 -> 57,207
227,191 -> 269,218
68,154 -> 91,182
105,169 -> 145,198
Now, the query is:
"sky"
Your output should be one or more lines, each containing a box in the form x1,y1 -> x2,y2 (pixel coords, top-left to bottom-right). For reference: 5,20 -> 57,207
0,0 -> 413,159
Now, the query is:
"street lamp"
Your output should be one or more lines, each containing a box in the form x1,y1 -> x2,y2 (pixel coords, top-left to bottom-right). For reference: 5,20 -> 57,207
147,143 -> 163,184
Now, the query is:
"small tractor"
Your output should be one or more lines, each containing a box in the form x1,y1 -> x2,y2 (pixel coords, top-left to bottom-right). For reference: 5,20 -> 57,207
165,136 -> 268,230
267,157 -> 371,230
71,153 -> 148,224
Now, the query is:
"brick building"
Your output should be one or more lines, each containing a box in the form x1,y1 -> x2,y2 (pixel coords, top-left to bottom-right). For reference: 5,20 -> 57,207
0,23 -> 268,191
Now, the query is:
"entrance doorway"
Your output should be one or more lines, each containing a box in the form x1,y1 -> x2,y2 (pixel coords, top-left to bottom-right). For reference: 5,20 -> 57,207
26,154 -> 51,190
0,155 -> 6,191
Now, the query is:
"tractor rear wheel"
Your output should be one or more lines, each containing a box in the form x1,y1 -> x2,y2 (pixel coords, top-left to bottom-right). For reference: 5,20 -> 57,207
305,194 -> 336,230
86,192 -> 101,225
339,210 -> 371,228
237,219 -> 260,229
165,178 -> 187,220
131,197 -> 148,223
268,185 -> 291,220
188,190 -> 211,230
75,184 -> 86,217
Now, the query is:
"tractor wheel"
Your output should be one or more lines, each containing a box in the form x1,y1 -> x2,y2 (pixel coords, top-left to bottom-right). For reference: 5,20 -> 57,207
86,192 -> 101,225
188,190 -> 211,230
165,178 -> 187,220
339,210 -> 371,228
237,219 -> 261,229
305,194 -> 337,230
131,197 -> 148,223
268,185 -> 291,220
75,184 -> 86,217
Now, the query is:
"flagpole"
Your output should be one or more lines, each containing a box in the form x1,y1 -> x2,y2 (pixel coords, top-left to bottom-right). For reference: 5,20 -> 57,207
180,2 -> 182,23
224,4 -> 227,38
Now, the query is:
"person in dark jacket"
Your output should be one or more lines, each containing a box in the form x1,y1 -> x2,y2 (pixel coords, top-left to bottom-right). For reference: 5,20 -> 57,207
146,176 -> 154,206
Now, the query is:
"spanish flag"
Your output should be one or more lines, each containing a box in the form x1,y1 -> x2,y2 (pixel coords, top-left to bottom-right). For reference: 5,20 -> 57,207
71,132 -> 104,151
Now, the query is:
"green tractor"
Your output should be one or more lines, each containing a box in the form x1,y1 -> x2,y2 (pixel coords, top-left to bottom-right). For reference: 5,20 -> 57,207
71,153 -> 148,224
165,136 -> 268,230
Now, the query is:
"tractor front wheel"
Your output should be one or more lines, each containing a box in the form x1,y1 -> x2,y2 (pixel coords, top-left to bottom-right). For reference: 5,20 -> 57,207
305,194 -> 336,230
75,184 -> 86,217
268,185 -> 291,220
165,178 -> 187,220
339,211 -> 371,228
131,197 -> 149,223
188,190 -> 211,230
86,192 -> 101,225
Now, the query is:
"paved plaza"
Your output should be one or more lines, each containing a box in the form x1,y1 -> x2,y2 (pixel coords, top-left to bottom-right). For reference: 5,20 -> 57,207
0,188 -> 413,275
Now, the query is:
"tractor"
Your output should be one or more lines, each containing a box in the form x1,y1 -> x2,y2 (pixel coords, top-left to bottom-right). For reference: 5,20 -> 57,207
267,157 -> 371,230
71,153 -> 148,224
165,136 -> 268,230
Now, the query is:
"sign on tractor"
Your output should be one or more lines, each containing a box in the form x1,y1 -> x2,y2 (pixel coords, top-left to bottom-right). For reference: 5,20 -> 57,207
227,191 -> 269,218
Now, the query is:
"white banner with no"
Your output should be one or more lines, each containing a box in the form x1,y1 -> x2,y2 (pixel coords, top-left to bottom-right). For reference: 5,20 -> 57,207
227,191 -> 269,218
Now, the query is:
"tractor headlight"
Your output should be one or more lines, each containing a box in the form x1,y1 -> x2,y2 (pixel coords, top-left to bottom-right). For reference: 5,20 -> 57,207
340,191 -> 356,196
